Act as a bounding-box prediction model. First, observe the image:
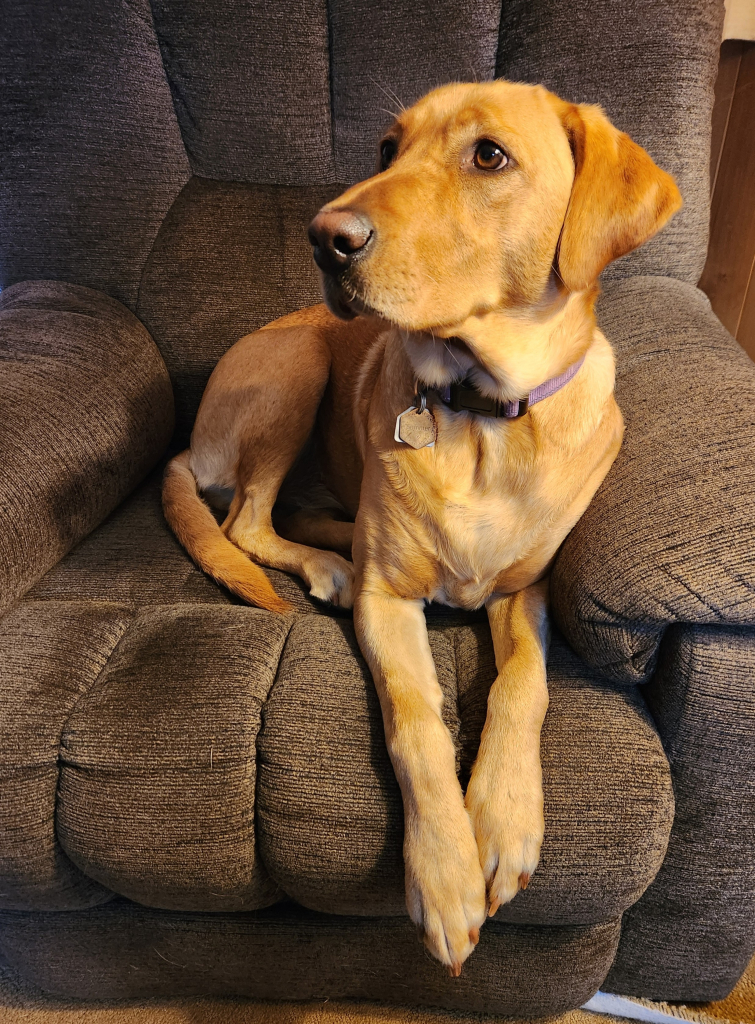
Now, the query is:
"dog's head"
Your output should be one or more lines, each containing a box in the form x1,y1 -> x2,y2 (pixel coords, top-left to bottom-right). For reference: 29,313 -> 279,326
309,80 -> 681,349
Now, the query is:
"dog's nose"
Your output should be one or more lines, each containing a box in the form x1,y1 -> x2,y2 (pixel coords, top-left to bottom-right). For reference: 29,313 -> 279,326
308,210 -> 374,273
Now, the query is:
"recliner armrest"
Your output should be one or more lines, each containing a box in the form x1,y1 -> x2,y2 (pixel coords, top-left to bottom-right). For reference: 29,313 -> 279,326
551,276 -> 755,684
604,622 -> 755,999
0,281 -> 174,617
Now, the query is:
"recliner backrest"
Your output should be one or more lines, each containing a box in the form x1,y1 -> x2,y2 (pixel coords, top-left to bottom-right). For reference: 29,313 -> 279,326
0,0 -> 724,435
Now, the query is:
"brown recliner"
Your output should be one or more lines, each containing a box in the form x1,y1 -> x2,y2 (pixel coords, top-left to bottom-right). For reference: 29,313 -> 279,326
1,0 -> 754,1014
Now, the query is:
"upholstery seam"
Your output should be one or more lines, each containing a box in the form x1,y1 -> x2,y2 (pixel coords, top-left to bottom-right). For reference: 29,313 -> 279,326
493,0 -> 507,78
134,177 -> 194,320
255,611 -> 299,763
144,0 -> 191,172
133,0 -> 193,315
325,0 -> 337,181
50,610 -> 137,908
644,624 -> 694,770
56,612 -> 136,764
252,611 -> 299,897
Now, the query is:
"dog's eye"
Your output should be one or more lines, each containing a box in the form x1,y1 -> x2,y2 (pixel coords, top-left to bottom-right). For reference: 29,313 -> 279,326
474,140 -> 508,170
380,139 -> 397,171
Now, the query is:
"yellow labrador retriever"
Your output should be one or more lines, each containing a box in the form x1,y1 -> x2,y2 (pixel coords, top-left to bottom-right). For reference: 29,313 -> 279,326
163,81 -> 681,975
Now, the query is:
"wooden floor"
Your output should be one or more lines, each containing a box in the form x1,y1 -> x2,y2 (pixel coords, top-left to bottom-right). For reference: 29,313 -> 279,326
699,40 -> 755,361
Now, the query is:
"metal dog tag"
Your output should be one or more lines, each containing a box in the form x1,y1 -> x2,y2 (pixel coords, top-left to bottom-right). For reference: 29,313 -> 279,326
394,405 -> 437,449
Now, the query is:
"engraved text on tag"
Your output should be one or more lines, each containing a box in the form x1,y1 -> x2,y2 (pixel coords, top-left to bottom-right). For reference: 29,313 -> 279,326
394,406 -> 437,449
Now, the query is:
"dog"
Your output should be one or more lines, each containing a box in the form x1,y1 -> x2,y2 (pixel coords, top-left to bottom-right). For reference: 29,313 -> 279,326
163,80 -> 681,975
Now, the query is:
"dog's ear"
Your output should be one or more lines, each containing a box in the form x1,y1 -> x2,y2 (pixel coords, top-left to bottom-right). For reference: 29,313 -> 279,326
550,99 -> 682,292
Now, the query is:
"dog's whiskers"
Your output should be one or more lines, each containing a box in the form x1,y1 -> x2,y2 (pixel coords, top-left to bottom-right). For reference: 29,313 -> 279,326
383,82 -> 407,112
465,61 -> 482,84
368,75 -> 406,117
433,327 -> 464,372
444,340 -> 463,370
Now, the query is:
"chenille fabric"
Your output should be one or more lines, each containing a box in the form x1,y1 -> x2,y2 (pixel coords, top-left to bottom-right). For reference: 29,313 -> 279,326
552,278 -> 755,685
2,0 -> 753,1013
0,900 -> 621,1016
0,282 -> 174,617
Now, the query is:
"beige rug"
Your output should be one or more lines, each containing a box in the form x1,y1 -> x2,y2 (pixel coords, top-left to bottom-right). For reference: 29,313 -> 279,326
0,953 -> 752,1024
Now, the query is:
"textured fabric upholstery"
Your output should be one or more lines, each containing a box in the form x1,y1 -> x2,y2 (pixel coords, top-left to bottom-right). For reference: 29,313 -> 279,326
605,624 -> 755,1001
24,468 -> 322,614
0,899 -> 621,1014
57,604 -> 288,913
497,0 -> 723,284
329,0 -> 503,183
8,476 -> 673,928
0,282 -> 174,617
136,180 -> 342,438
151,0 -> 334,185
0,0 -> 190,309
258,616 -> 673,925
0,0 -> 721,315
458,626 -> 674,927
1,0 -> 750,1011
552,277 -> 755,684
0,602 -> 122,911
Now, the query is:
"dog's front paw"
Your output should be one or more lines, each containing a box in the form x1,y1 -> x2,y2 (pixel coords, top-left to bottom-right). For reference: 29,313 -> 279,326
404,808 -> 487,975
465,757 -> 544,916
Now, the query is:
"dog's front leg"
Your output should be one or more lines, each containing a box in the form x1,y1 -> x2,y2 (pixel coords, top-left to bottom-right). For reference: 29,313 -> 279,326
355,586 -> 487,974
465,580 -> 550,916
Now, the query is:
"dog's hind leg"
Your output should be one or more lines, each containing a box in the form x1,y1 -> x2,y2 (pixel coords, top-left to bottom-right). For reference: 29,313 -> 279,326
225,488 -> 354,607
276,510 -> 354,554
215,328 -> 354,607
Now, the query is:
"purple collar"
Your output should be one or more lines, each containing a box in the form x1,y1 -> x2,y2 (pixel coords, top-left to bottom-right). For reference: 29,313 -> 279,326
429,355 -> 585,419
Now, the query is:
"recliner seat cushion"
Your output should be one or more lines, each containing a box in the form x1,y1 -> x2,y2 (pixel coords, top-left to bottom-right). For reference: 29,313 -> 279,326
57,603 -> 288,913
25,468 -> 321,615
258,616 -> 674,925
0,602 -> 123,911
13,475 -> 674,925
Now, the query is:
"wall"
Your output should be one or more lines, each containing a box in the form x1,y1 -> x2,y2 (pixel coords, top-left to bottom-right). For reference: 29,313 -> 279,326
699,40 -> 755,360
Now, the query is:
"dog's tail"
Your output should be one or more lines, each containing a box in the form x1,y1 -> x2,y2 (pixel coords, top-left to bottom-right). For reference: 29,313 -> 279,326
162,450 -> 293,614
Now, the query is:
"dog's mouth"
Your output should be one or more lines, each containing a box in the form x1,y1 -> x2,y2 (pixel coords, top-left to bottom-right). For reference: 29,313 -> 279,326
399,327 -> 488,392
320,276 -> 486,376
320,272 -> 386,323
322,274 -> 502,392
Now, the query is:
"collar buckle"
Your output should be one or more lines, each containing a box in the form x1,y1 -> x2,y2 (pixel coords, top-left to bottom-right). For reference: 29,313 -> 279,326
449,381 -> 530,419
511,394 -> 529,418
